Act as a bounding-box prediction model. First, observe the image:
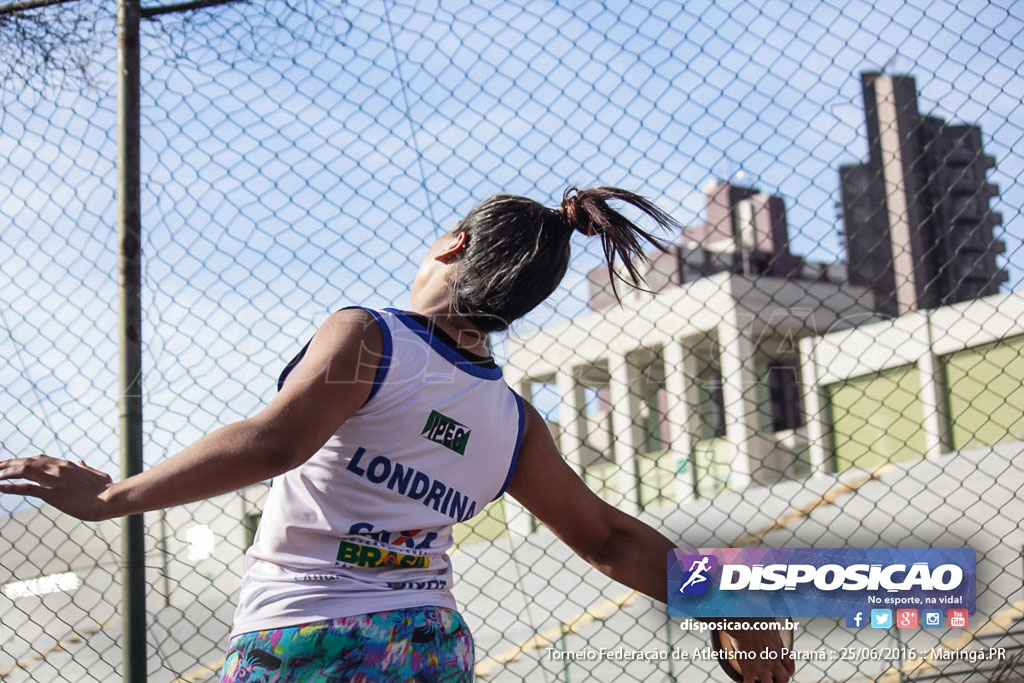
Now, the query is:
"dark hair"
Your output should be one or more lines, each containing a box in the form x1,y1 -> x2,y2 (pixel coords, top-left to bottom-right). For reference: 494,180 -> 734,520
450,186 -> 679,332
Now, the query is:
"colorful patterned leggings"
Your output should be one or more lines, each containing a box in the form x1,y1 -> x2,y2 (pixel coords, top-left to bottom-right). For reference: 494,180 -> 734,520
220,606 -> 474,682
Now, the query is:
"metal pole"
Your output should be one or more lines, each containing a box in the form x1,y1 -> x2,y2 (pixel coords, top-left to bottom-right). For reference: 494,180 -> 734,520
118,0 -> 146,680
664,612 -> 675,681
895,625 -> 903,683
159,509 -> 170,608
557,627 -> 568,682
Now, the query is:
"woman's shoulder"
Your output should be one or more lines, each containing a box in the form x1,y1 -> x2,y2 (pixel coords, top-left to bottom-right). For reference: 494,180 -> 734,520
278,307 -> 387,392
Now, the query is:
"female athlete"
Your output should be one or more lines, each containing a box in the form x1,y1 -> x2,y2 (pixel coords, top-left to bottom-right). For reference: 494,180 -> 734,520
0,187 -> 793,682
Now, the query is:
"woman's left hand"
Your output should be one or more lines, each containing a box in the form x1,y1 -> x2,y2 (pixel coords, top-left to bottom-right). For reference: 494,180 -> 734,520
726,624 -> 795,682
0,455 -> 114,521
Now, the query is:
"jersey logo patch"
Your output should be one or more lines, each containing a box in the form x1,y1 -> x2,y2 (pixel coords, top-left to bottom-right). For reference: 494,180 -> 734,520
421,410 -> 471,455
336,540 -> 430,569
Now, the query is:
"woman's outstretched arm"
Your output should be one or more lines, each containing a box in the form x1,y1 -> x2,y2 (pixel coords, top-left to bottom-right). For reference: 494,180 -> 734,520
506,399 -> 675,598
0,308 -> 383,521
506,399 -> 794,683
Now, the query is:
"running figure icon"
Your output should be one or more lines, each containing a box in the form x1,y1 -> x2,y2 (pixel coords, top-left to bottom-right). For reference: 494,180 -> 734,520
679,556 -> 713,594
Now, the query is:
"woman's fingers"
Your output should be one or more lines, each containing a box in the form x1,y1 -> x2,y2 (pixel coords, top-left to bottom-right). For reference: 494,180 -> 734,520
742,663 -> 762,683
741,661 -> 791,683
727,624 -> 792,683
0,481 -> 52,500
1,455 -> 109,485
782,650 -> 796,675
0,456 -> 62,485
739,654 -> 792,683
77,459 -> 110,477
773,657 -> 793,681
0,456 -> 48,483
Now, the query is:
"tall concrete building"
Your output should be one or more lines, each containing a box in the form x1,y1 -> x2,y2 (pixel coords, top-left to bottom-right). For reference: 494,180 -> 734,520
839,72 -> 1007,317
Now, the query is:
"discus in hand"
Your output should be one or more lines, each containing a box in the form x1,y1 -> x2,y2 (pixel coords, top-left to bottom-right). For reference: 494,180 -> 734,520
710,617 -> 794,682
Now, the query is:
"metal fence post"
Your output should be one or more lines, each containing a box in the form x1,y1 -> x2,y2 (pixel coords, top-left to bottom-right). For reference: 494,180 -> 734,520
117,0 -> 146,679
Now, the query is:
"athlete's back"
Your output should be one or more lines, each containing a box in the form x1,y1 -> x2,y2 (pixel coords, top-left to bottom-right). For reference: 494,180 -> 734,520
232,307 -> 524,635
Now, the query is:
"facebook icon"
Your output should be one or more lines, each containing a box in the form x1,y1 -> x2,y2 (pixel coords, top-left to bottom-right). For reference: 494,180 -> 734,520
845,609 -> 866,628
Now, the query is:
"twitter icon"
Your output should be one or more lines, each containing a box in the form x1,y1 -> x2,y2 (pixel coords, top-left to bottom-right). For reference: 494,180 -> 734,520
871,609 -> 892,628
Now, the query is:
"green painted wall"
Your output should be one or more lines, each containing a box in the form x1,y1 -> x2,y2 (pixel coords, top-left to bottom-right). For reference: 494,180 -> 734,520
828,365 -> 926,472
453,498 -> 508,547
944,334 -> 1024,451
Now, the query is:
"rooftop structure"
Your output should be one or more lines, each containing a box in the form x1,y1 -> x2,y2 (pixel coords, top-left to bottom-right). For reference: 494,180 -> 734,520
587,181 -> 846,311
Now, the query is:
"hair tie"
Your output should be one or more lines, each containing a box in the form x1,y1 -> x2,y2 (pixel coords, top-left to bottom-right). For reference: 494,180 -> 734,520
560,188 -> 599,236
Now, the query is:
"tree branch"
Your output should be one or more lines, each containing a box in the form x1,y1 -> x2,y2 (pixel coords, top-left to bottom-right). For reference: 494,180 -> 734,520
0,0 -> 243,19
140,0 -> 243,19
0,0 -> 79,18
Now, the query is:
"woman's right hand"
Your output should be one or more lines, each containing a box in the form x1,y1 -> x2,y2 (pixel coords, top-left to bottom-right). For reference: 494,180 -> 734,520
0,455 -> 114,521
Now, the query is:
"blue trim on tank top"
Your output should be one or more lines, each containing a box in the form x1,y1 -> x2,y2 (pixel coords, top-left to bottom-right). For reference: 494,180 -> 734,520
384,308 -> 503,380
494,389 -> 526,500
277,338 -> 312,392
276,306 -> 393,409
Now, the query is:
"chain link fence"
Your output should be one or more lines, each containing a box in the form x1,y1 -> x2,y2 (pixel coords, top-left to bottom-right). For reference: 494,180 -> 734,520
1,0 -> 1022,680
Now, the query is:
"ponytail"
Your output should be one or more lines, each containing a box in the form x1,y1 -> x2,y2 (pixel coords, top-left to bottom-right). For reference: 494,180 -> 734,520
559,186 -> 676,300
450,186 -> 679,332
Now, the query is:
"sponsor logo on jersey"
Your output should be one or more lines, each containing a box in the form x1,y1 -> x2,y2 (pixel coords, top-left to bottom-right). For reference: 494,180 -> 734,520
348,523 -> 439,550
294,572 -> 345,582
421,410 -> 471,454
386,580 -> 447,590
336,540 -> 431,569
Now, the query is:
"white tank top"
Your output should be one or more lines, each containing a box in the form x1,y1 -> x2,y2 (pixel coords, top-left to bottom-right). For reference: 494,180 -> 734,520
230,308 -> 524,636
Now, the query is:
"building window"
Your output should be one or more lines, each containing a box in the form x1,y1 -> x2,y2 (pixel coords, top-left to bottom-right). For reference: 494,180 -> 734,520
767,360 -> 803,431
698,369 -> 727,439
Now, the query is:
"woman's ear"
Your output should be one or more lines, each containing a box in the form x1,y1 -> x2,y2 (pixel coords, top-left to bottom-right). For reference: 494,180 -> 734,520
436,230 -> 469,264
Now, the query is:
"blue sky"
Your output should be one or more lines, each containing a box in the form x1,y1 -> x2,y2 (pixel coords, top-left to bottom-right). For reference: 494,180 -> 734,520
0,0 -> 1022,494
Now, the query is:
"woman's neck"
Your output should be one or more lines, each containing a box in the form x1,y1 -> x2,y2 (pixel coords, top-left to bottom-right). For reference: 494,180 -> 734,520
408,305 -> 491,357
